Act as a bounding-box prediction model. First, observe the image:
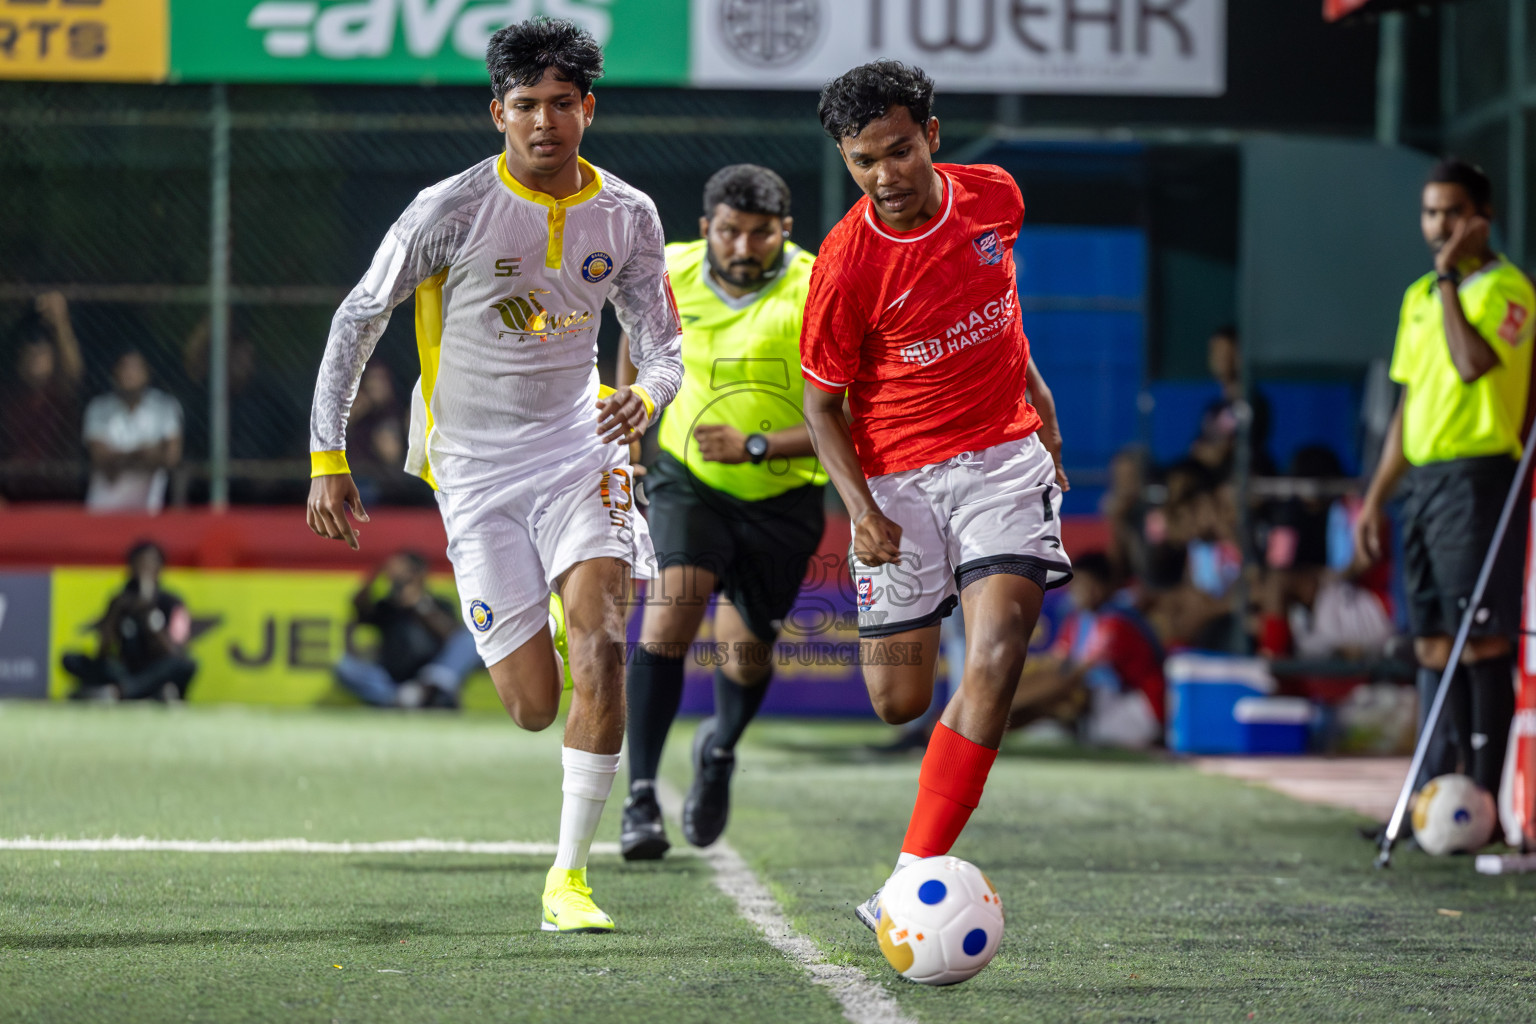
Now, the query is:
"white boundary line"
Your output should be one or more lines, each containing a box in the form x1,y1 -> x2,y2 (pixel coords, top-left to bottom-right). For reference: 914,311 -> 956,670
656,781 -> 916,1024
0,837 -> 628,856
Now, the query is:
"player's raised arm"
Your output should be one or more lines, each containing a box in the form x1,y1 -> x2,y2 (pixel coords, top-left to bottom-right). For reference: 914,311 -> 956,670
307,188 -> 467,548
600,197 -> 682,444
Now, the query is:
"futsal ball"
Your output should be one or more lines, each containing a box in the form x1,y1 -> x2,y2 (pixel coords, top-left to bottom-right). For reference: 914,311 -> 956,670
1412,774 -> 1496,855
875,856 -> 1004,985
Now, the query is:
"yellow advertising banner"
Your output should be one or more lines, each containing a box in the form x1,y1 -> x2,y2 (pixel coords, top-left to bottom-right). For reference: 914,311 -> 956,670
0,0 -> 167,82
49,567 -> 504,710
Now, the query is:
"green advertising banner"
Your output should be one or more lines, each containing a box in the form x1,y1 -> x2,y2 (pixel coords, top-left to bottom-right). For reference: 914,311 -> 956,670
169,0 -> 688,85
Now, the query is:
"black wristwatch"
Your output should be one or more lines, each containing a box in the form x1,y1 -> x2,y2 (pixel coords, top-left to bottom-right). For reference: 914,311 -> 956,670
744,433 -> 770,465
1436,269 -> 1462,286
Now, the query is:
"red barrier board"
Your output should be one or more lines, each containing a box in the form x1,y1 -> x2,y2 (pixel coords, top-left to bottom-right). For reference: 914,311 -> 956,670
0,504 -> 1108,576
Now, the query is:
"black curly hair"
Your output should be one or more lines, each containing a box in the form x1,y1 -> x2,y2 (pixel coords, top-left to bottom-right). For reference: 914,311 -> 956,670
817,60 -> 934,141
702,164 -> 792,219
486,17 -> 604,101
1427,157 -> 1493,213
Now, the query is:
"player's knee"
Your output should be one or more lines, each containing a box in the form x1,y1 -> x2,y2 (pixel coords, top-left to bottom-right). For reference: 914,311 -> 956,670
511,706 -> 558,732
867,680 -> 930,725
1415,636 -> 1452,670
505,689 -> 559,732
723,644 -> 773,687
489,661 -> 560,731
964,635 -> 1030,694
1464,634 -> 1513,662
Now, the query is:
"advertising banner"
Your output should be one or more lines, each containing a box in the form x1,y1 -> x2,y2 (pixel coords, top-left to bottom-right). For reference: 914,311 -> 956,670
41,565 -> 876,714
169,0 -> 689,85
690,0 -> 1225,95
47,567 -> 477,706
0,572 -> 51,699
0,0 -> 167,81
5,0 -> 1225,93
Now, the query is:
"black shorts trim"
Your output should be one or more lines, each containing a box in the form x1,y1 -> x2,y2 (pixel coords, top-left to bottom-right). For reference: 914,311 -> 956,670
953,554 -> 1074,592
857,594 -> 960,640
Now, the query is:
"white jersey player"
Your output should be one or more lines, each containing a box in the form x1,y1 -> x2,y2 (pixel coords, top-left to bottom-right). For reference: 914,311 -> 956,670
305,19 -> 682,934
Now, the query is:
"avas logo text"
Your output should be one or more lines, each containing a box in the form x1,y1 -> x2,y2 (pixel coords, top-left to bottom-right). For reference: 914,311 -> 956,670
246,0 -> 612,61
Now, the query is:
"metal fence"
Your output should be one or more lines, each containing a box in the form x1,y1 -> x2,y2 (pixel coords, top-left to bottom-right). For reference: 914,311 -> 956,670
0,81 -> 999,507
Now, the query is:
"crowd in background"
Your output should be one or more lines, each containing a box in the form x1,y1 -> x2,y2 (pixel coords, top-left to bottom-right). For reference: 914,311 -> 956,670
0,292 -> 421,509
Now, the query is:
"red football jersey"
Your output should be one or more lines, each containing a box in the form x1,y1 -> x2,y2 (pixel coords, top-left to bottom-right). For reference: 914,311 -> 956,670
800,162 -> 1040,478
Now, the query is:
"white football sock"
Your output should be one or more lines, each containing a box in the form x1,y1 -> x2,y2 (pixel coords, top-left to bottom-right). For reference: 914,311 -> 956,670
895,851 -> 921,873
553,746 -> 620,871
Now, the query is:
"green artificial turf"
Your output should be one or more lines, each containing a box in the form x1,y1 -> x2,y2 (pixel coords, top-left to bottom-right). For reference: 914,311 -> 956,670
724,722 -> 1536,1023
3,703 -> 1535,1023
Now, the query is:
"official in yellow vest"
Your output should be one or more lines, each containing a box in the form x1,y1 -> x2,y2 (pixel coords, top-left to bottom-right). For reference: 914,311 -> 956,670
1356,158 -> 1535,812
616,165 -> 826,859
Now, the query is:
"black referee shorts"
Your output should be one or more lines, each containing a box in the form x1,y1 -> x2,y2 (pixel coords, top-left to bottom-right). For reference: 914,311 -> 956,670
1401,454 -> 1529,639
644,452 -> 825,642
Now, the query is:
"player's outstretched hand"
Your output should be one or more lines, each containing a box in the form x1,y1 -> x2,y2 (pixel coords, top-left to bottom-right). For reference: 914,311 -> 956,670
853,508 -> 903,567
596,386 -> 649,446
307,473 -> 369,551
693,423 -> 748,463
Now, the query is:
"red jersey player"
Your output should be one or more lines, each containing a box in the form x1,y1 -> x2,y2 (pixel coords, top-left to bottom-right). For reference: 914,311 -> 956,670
800,61 -> 1071,932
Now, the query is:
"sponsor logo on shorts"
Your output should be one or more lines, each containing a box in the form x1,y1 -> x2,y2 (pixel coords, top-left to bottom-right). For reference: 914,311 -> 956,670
972,229 -> 1006,266
582,251 -> 614,283
856,575 -> 875,612
469,600 -> 494,632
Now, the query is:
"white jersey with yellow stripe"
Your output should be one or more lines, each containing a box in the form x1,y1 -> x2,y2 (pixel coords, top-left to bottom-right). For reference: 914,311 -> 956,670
309,152 -> 682,492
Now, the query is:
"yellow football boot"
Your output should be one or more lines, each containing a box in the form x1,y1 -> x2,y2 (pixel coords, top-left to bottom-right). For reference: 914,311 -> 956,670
541,866 -> 614,933
548,592 -> 573,692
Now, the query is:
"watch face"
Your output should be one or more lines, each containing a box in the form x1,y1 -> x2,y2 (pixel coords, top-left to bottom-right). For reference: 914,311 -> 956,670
746,434 -> 769,460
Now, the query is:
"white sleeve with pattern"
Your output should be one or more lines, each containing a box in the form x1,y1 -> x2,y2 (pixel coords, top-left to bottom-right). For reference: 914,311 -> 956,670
308,172 -> 482,456
609,194 -> 683,413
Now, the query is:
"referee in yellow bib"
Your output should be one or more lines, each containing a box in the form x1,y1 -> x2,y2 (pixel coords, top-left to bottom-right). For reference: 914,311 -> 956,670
617,165 -> 826,858
1357,158 -> 1535,811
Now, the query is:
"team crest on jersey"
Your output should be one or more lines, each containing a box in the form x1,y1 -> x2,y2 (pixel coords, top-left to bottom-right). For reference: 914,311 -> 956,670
582,251 -> 614,283
972,230 -> 1005,266
1500,301 -> 1529,344
469,600 -> 494,632
856,576 -> 875,612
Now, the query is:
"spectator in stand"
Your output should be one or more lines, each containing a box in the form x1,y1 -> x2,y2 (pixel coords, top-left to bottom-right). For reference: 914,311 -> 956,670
1190,326 -> 1275,480
1356,158 -> 1534,812
1101,446 -> 1150,584
1259,476 -> 1396,662
345,364 -> 409,505
1,292 -> 85,499
335,551 -> 481,709
62,541 -> 197,702
83,350 -> 183,513
1009,552 -> 1165,748
181,318 -> 299,461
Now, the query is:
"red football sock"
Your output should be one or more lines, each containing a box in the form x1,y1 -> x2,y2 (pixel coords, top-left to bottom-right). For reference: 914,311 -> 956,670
900,722 -> 998,859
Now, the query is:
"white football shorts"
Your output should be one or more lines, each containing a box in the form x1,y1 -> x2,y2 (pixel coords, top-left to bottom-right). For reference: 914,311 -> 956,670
435,438 -> 655,665
850,432 -> 1072,638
